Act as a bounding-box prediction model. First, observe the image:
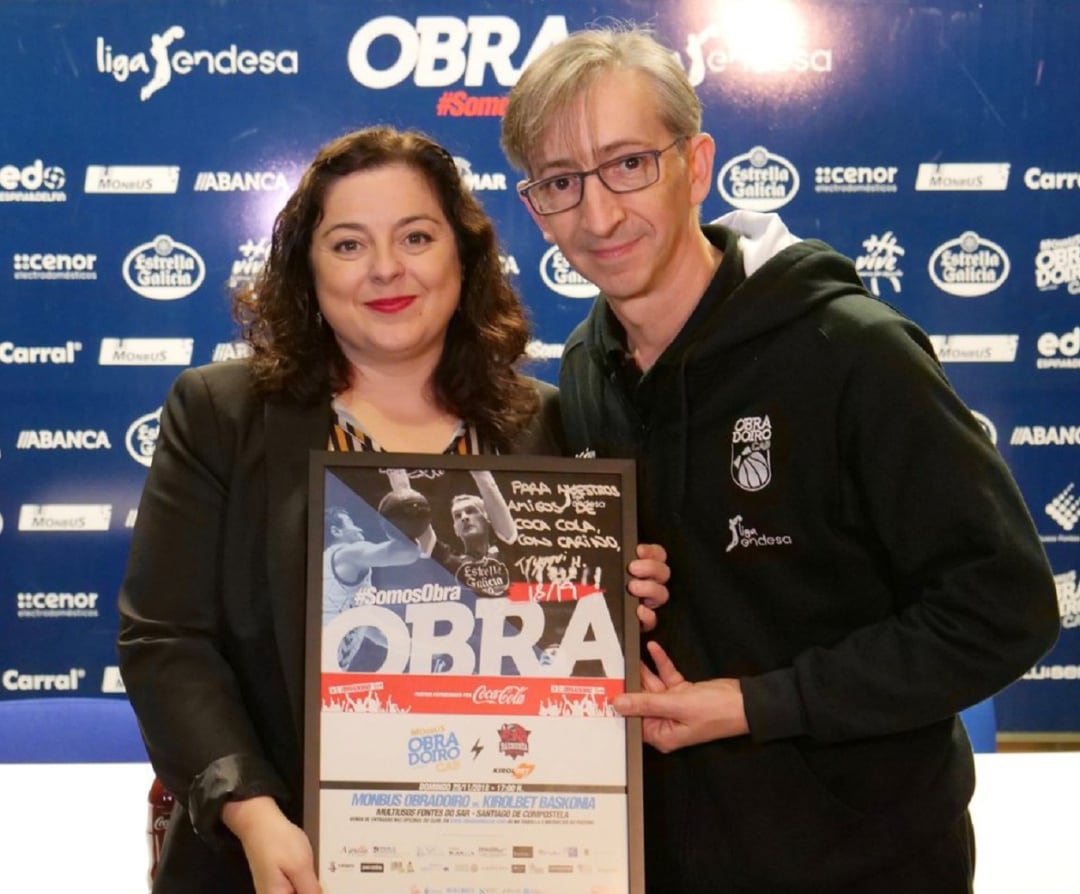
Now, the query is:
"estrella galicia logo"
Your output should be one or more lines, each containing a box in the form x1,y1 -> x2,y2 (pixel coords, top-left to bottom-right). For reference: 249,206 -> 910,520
717,146 -> 799,212
456,556 -> 510,597
927,231 -> 1010,297
969,410 -> 998,445
126,408 -> 162,467
539,245 -> 598,299
122,234 -> 205,300
731,415 -> 772,492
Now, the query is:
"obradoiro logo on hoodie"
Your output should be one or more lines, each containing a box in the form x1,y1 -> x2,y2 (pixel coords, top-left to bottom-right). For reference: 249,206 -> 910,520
732,415 -> 772,492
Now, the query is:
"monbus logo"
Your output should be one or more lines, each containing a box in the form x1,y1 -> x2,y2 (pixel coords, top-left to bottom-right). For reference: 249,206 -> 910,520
717,147 -> 799,211
539,246 -> 598,299
126,408 -> 162,467
346,15 -> 567,89
96,26 -> 299,101
928,231 -> 1010,297
122,234 -> 205,300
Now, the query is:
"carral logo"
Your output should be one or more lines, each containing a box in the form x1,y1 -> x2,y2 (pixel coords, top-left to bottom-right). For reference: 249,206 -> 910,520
0,159 -> 67,203
1010,425 -> 1080,446
193,170 -> 289,192
2,668 -> 86,692
227,237 -> 270,290
13,252 -> 97,281
84,165 -> 179,194
928,334 -> 1018,363
99,337 -> 193,366
915,162 -> 1010,191
1036,326 -> 1080,369
731,415 -> 772,492
725,514 -> 793,552
18,504 -> 112,532
680,24 -> 833,86
717,146 -> 799,212
814,165 -> 898,194
346,15 -> 567,89
1046,483 -> 1079,532
970,411 -> 998,445
1024,167 -> 1080,191
453,157 -> 507,191
0,340 -> 82,365
928,231 -> 1010,297
16,430 -> 111,450
96,26 -> 299,101
211,341 -> 253,362
854,231 -> 905,296
1055,570 -> 1079,629
1034,233 -> 1080,294
126,408 -> 162,468
16,591 -> 100,620
122,235 -> 205,300
539,246 -> 598,299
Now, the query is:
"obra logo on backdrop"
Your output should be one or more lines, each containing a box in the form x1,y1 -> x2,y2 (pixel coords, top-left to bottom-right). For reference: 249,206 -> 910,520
927,231 -> 1010,298
539,246 -> 598,300
122,235 -> 205,301
126,408 -> 162,468
95,25 -> 299,102
717,147 -> 799,212
346,15 -> 567,88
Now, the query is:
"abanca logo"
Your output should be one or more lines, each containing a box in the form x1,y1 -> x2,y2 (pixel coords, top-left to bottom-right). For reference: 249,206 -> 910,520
928,231 -> 1010,297
122,235 -> 205,300
718,147 -> 799,211
96,26 -> 298,101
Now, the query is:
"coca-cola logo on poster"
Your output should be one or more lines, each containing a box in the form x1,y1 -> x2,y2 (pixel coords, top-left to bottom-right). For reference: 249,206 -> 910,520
472,684 -> 527,706
456,556 -> 510,597
497,722 -> 531,759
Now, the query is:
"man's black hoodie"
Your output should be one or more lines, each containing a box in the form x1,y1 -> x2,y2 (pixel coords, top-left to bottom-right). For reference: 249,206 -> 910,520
558,211 -> 1059,892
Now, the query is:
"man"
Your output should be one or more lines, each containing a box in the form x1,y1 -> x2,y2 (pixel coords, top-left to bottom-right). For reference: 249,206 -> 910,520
501,25 -> 1059,894
323,504 -> 420,669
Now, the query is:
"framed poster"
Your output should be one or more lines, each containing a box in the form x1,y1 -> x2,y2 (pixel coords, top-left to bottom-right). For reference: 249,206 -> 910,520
305,452 -> 642,894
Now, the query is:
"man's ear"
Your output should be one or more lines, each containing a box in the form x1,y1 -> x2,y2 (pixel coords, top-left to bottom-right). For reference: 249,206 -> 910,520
685,132 -> 716,207
518,187 -> 556,243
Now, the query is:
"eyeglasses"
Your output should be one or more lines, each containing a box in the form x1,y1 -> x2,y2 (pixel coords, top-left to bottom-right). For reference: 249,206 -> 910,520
518,137 -> 687,216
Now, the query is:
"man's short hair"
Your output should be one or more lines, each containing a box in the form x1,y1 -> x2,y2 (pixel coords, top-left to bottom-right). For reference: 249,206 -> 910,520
501,24 -> 702,175
450,494 -> 488,519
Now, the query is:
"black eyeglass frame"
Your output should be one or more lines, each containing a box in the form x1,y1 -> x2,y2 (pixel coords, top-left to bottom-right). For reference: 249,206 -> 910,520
517,136 -> 688,216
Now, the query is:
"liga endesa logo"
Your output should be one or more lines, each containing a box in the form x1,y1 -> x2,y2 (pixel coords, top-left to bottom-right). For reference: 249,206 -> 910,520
96,26 -> 298,101
346,15 -> 568,115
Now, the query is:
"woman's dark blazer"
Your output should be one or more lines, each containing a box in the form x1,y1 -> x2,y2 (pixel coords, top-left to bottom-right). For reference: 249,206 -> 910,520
117,359 -> 564,893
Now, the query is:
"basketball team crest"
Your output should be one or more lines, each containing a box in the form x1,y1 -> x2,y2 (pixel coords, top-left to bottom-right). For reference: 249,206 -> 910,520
731,415 -> 773,492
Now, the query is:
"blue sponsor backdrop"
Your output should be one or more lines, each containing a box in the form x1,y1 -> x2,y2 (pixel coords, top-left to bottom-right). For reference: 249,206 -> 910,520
1,1 -> 1077,754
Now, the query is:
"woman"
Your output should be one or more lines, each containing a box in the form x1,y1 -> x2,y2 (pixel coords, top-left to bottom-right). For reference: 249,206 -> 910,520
117,126 -> 668,894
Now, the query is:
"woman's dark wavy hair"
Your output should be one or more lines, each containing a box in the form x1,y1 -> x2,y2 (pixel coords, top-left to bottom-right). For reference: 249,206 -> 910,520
233,125 -> 538,450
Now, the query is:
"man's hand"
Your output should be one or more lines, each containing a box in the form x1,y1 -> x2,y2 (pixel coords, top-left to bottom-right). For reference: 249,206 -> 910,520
628,543 -> 670,632
223,796 -> 322,894
613,641 -> 749,752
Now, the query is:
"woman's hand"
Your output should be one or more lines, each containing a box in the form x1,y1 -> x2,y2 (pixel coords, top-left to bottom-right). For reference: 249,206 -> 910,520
628,543 -> 670,632
223,796 -> 322,894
